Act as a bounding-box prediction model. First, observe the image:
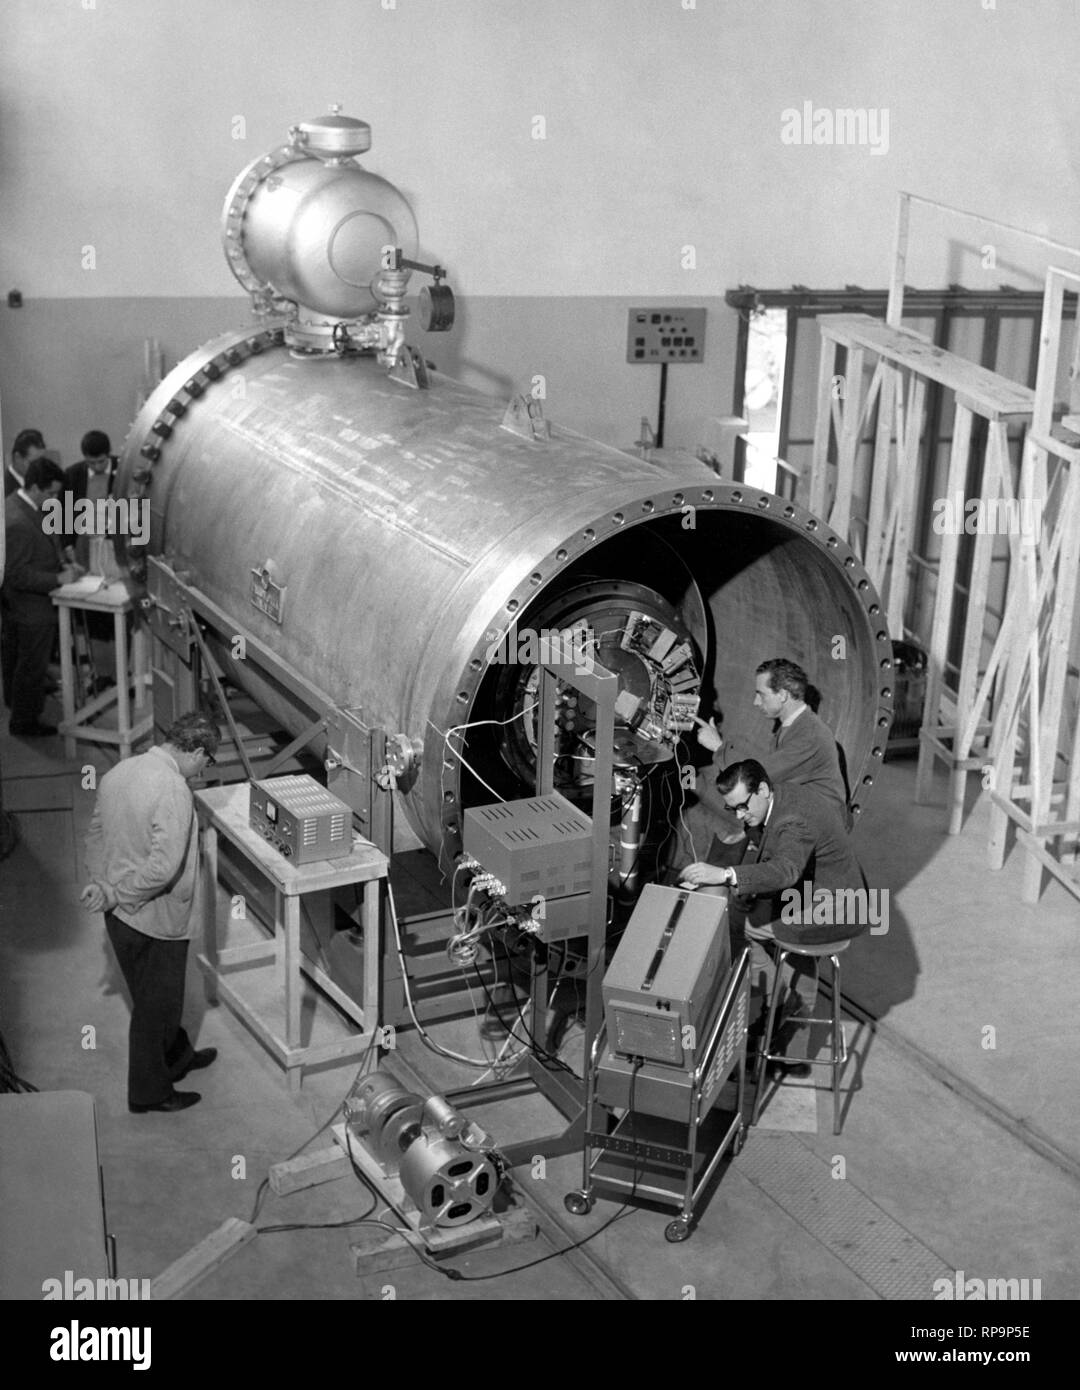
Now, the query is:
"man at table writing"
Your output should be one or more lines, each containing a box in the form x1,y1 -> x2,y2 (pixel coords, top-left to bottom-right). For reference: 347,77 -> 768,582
81,711 -> 222,1113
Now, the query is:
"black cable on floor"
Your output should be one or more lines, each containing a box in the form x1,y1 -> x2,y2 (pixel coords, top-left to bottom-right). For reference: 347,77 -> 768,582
247,1030 -> 380,1225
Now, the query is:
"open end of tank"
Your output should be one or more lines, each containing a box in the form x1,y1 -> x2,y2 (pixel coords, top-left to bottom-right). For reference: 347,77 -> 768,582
459,510 -> 889,818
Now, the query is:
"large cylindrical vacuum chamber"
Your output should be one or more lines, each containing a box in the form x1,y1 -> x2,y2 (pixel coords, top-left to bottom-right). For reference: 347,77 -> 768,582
118,325 -> 894,858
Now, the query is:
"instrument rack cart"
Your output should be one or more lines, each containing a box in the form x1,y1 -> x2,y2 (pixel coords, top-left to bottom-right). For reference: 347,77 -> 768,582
564,948 -> 750,1243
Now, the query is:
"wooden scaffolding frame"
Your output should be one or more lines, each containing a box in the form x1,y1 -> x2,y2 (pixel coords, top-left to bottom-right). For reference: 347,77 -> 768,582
984,265 -> 1080,904
808,194 -> 1080,847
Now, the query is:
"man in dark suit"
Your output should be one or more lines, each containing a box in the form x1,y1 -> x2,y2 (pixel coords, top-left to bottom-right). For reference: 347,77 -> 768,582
679,758 -> 867,1076
4,428 -> 47,498
2,457 -> 79,735
62,430 -> 118,565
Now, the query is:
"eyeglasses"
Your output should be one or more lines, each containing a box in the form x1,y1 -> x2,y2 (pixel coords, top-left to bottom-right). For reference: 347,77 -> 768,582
201,749 -> 217,766
725,790 -> 755,817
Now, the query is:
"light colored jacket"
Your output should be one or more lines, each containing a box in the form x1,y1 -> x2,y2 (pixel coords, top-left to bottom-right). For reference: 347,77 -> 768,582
84,746 -> 198,940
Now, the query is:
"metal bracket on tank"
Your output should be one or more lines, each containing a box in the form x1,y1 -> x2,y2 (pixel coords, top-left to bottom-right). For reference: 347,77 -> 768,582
501,393 -> 551,443
375,733 -> 423,793
325,710 -> 375,835
144,561 -> 195,657
387,345 -> 431,391
249,559 -> 287,625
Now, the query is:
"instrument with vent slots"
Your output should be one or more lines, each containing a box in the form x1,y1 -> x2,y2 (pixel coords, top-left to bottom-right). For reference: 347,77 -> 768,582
565,887 -> 750,1244
249,775 -> 353,863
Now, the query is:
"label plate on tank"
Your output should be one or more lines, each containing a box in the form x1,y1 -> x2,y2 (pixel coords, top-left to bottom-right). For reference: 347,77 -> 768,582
250,564 -> 286,624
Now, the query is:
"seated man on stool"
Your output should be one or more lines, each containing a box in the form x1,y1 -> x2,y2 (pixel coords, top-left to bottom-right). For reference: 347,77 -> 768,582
678,758 -> 867,1078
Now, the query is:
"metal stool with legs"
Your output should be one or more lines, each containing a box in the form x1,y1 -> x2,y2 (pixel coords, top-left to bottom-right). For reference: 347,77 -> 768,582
750,937 -> 851,1135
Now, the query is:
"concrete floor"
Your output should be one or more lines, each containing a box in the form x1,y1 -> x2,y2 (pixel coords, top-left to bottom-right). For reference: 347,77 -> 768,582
2,707 -> 1078,1301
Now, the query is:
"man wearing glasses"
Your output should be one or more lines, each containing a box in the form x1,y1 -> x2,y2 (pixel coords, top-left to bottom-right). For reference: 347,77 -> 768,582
679,758 -> 865,1077
81,711 -> 222,1113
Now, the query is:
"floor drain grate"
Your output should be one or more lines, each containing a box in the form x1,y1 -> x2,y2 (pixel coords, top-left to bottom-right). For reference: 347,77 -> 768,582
737,1131 -> 953,1300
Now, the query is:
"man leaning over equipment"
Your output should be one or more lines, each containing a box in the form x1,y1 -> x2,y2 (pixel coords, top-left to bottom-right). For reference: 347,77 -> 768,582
81,712 -> 221,1113
679,758 -> 867,1078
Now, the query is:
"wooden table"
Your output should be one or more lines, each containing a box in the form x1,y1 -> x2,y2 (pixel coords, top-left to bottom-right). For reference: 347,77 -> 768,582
0,1091 -> 112,1299
195,783 -> 388,1091
52,581 -> 152,760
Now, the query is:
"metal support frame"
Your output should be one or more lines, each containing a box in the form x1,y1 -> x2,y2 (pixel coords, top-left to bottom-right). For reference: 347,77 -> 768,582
449,653 -> 618,1167
143,558 -> 490,1040
567,948 -> 750,1242
751,942 -> 850,1136
143,558 -> 627,1097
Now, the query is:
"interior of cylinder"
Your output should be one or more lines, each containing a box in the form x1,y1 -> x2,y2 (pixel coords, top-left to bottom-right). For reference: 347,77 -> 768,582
461,511 -> 880,814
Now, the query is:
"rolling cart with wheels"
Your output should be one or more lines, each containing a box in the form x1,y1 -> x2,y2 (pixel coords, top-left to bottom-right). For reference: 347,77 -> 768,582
564,948 -> 750,1242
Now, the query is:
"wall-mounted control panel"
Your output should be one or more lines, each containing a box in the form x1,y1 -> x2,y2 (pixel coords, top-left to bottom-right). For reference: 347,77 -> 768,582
627,308 -> 706,364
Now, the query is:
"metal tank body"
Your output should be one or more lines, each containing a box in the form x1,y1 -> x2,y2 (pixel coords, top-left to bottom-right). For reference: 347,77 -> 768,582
119,325 -> 894,857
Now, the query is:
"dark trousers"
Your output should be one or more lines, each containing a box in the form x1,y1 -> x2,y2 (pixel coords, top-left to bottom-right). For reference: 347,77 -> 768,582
105,912 -> 194,1106
729,909 -> 820,1060
1,612 -> 55,726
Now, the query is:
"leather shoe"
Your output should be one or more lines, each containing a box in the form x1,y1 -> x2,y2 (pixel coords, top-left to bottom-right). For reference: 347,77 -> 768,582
174,1047 -> 217,1081
129,1090 -> 201,1114
9,721 -> 58,737
767,1058 -> 812,1080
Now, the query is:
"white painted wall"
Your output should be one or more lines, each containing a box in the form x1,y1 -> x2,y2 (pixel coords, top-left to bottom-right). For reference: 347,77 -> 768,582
2,0 -> 1078,457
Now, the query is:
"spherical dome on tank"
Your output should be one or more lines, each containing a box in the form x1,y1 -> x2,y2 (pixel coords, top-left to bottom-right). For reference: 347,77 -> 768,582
276,166 -> 418,316
231,116 -> 419,319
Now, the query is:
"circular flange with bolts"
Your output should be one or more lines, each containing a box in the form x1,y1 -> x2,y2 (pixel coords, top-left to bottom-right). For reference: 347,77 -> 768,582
220,143 -> 307,305
564,1190 -> 594,1217
664,1217 -> 691,1243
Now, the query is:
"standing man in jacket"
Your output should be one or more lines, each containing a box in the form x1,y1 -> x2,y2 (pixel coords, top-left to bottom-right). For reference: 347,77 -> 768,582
4,428 -> 47,498
81,712 -> 221,1113
673,655 -> 850,874
695,657 -> 848,811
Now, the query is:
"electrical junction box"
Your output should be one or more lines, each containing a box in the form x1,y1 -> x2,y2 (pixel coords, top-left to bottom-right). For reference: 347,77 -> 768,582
627,307 -> 706,364
463,792 -> 592,905
249,774 -> 353,863
602,884 -> 730,1067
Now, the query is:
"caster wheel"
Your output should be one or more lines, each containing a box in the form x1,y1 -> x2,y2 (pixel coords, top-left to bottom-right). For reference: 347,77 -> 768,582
565,1190 -> 594,1217
664,1218 -> 691,1243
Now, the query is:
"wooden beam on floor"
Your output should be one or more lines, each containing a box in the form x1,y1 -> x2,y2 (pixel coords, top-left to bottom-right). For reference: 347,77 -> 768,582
149,1218 -> 257,1300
